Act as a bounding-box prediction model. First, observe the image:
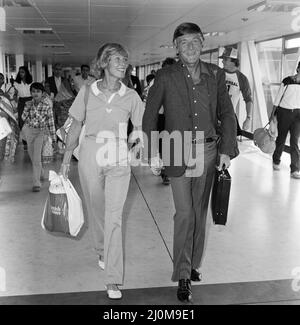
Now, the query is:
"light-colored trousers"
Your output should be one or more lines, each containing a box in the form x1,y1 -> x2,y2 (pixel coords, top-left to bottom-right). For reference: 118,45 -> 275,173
78,138 -> 131,286
23,125 -> 45,187
170,141 -> 217,281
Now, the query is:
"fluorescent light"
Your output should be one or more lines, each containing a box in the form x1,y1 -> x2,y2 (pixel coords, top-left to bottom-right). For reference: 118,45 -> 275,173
0,7 -> 6,32
285,37 -> 300,48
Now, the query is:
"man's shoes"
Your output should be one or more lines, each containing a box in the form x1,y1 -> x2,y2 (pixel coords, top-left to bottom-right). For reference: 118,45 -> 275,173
177,279 -> 192,302
291,171 -> 300,179
106,284 -> 122,300
98,256 -> 105,270
273,163 -> 280,171
32,186 -> 41,192
191,269 -> 202,282
162,174 -> 170,185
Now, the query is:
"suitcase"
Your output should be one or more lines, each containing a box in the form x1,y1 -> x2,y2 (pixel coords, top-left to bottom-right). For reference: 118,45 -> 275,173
211,168 -> 231,225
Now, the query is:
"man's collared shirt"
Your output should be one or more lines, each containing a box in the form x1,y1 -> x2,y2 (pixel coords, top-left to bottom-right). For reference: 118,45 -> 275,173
181,61 -> 216,139
22,97 -> 56,142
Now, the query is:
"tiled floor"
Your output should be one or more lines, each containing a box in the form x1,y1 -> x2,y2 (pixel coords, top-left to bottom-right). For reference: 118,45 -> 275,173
0,139 -> 300,304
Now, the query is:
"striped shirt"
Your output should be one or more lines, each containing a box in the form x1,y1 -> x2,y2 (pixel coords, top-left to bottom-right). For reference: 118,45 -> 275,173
22,97 -> 56,142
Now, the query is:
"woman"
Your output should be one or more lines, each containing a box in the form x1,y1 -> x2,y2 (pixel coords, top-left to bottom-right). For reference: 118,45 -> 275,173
272,62 -> 300,179
0,73 -> 19,164
22,83 -> 56,192
14,66 -> 33,150
60,43 -> 144,299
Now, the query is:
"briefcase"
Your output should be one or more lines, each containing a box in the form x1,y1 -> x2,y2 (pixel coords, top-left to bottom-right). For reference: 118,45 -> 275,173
211,168 -> 231,225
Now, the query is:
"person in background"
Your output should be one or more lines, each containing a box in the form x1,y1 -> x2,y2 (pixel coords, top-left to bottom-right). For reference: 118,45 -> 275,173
21,83 -> 56,192
73,65 -> 95,94
272,61 -> 300,179
45,63 -> 74,128
141,73 -> 155,103
59,43 -> 144,300
126,64 -> 142,98
219,47 -> 253,136
0,73 -> 16,102
143,22 -> 237,302
14,66 -> 33,150
0,86 -> 19,168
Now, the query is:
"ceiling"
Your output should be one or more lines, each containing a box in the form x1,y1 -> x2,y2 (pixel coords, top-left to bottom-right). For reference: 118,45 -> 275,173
0,0 -> 299,67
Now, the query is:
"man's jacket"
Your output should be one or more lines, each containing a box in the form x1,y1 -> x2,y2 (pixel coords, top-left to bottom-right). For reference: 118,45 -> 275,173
142,60 -> 238,177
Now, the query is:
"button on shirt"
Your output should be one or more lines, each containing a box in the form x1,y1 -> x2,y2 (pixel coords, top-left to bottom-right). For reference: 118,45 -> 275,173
182,64 -> 215,139
69,80 -> 145,140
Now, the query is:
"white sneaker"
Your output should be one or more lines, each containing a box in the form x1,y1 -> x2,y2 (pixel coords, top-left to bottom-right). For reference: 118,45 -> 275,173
273,163 -> 280,171
291,171 -> 300,179
98,256 -> 105,270
106,284 -> 122,300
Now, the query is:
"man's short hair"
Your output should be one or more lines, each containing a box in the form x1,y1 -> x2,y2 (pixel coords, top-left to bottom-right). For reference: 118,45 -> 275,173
81,64 -> 90,71
146,74 -> 155,84
162,57 -> 176,68
30,82 -> 45,93
53,63 -> 62,70
173,22 -> 204,43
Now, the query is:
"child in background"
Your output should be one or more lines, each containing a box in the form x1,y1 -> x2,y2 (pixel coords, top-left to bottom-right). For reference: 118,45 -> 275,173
22,82 -> 56,192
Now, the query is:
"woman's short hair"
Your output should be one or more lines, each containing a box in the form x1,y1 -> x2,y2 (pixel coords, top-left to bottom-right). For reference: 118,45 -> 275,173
173,22 -> 204,43
30,82 -> 45,93
91,43 -> 129,79
15,66 -> 33,84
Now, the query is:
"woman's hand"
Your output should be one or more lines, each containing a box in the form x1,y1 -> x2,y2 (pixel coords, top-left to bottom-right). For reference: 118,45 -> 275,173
59,163 -> 70,180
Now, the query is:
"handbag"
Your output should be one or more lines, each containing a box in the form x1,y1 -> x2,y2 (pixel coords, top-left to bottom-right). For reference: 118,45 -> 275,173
0,117 -> 12,140
253,122 -> 276,154
211,168 -> 231,225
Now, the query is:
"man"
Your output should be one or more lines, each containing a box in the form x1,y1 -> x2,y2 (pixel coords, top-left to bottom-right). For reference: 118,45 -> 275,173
45,63 -> 74,128
219,47 -> 253,136
73,64 -> 95,94
272,62 -> 300,179
143,22 -> 237,302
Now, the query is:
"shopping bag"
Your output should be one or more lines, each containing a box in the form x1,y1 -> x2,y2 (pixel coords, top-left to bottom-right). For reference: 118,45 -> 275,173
41,170 -> 84,237
41,170 -> 69,235
42,136 -> 54,164
211,168 -> 231,225
0,117 -> 12,140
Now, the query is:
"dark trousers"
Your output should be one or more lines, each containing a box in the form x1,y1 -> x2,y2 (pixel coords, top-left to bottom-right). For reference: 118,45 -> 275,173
170,141 -> 217,281
17,97 -> 32,146
272,107 -> 300,173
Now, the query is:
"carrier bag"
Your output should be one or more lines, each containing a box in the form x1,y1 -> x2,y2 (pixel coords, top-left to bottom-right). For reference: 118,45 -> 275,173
41,170 -> 84,237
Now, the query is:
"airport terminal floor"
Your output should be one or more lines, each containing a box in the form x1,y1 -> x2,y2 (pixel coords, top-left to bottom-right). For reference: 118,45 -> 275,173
0,139 -> 300,305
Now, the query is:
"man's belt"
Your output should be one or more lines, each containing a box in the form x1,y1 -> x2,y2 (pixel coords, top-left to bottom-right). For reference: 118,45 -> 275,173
191,137 -> 215,144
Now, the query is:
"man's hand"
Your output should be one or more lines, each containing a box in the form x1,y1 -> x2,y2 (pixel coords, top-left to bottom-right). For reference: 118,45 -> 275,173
149,156 -> 163,176
217,154 -> 230,171
242,117 -> 251,130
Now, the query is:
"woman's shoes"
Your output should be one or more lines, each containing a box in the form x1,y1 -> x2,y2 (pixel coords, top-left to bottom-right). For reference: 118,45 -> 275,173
32,186 -> 41,192
106,284 -> 122,300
